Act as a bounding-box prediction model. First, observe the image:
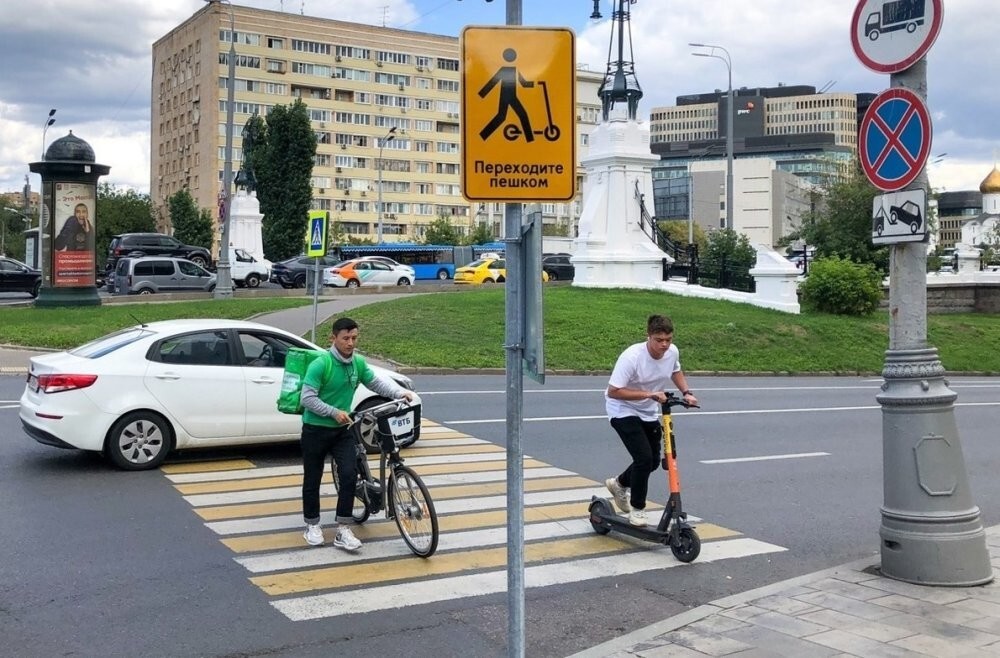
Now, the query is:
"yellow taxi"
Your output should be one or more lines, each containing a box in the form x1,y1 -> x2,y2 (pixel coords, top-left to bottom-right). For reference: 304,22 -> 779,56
453,254 -> 549,285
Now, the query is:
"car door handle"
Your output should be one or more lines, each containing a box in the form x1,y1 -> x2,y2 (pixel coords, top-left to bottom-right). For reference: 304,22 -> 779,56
251,376 -> 275,384
154,373 -> 181,380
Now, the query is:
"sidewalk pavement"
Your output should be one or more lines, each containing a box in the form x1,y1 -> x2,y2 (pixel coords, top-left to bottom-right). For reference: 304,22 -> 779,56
571,525 -> 1000,658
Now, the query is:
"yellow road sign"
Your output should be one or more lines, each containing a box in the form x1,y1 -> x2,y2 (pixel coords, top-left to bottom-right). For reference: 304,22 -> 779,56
461,26 -> 576,202
305,210 -> 328,257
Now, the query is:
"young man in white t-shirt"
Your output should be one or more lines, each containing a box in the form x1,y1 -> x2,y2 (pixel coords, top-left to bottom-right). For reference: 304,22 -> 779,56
604,315 -> 698,527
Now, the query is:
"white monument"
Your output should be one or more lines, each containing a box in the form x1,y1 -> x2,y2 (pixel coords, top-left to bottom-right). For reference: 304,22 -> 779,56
571,0 -> 669,289
228,188 -> 265,263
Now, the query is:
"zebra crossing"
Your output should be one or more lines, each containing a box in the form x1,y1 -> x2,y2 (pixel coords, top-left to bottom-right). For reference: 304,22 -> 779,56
161,420 -> 786,621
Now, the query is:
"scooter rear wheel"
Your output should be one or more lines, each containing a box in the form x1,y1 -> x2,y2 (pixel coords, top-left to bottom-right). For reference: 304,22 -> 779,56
588,498 -> 613,535
671,527 -> 701,563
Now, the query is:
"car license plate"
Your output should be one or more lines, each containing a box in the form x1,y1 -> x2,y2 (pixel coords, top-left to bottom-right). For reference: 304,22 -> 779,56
27,374 -> 38,392
388,411 -> 414,437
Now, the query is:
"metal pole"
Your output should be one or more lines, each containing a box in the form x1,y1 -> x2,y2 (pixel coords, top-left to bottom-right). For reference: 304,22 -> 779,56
376,127 -> 396,243
725,60 -> 734,232
687,165 -> 693,244
214,0 -> 236,299
311,257 -> 319,343
501,5 -> 524,657
876,58 -> 991,586
41,109 -> 56,159
689,45 -> 733,230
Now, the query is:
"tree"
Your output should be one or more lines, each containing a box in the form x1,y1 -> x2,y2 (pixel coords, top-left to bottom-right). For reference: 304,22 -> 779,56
658,220 -> 708,254
704,228 -> 756,267
423,215 -> 461,245
0,200 -> 29,262
167,188 -> 213,249
466,222 -> 494,246
792,159 -> 889,273
245,100 -> 317,261
95,183 -> 157,269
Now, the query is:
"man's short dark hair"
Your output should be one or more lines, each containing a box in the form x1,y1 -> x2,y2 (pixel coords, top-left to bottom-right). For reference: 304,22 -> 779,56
331,317 -> 359,335
647,315 -> 674,336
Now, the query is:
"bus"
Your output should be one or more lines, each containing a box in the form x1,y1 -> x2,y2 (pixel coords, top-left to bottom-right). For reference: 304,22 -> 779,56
334,243 -> 503,280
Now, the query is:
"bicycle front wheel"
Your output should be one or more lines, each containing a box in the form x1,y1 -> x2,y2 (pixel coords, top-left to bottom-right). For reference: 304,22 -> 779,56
389,464 -> 438,557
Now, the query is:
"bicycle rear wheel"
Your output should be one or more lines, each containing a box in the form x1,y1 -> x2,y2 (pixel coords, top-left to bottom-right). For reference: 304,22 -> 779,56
332,460 -> 371,524
389,464 -> 438,557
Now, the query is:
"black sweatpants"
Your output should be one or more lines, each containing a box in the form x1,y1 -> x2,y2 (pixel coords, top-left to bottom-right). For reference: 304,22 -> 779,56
301,423 -> 357,525
610,416 -> 662,510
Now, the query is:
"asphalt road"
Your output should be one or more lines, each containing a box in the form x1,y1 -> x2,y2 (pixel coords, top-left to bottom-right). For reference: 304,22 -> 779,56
2,373 -> 999,657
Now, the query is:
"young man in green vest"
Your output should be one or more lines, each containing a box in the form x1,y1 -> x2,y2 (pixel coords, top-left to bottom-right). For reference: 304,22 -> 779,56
300,317 -> 414,549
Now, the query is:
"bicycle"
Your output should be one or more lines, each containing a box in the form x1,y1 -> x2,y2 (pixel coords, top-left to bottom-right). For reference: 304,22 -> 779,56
333,398 -> 439,557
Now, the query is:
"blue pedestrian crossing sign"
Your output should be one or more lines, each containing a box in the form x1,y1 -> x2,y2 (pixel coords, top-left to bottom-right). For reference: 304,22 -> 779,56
858,88 -> 932,192
305,210 -> 328,257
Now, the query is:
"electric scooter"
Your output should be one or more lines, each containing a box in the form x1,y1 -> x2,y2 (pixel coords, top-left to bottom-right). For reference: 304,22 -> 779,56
588,392 -> 701,563
502,81 -> 561,142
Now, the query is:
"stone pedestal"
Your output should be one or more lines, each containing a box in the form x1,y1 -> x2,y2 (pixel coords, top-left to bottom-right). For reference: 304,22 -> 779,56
228,190 -> 265,263
572,112 -> 668,289
748,245 -> 801,313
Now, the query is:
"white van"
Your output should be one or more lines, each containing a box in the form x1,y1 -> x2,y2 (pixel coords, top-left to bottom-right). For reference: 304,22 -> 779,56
230,248 -> 270,288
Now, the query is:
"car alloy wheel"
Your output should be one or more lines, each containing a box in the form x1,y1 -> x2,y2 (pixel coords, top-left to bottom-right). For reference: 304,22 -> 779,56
106,411 -> 173,470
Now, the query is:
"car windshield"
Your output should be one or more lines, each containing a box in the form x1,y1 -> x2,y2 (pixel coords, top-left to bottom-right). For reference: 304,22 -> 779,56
70,327 -> 156,358
465,258 -> 492,268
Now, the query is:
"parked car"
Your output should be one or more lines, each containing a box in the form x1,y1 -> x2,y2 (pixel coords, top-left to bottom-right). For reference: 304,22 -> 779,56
0,256 -> 41,297
114,256 -> 216,295
349,256 -> 416,277
542,253 -> 575,281
106,233 -> 213,277
269,254 -> 342,288
230,248 -> 270,288
18,319 -> 422,469
324,258 -> 415,287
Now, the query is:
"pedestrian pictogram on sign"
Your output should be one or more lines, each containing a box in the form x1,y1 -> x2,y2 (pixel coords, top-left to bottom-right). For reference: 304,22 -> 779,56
461,26 -> 575,202
305,210 -> 328,257
858,88 -> 932,192
850,0 -> 943,74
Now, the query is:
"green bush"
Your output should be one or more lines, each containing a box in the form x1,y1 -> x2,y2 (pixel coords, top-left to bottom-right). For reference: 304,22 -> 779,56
798,256 -> 884,316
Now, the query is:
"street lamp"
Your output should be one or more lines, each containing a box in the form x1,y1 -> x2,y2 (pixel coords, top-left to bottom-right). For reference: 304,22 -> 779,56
207,0 -> 236,299
690,43 -> 734,232
376,126 -> 396,243
41,109 -> 56,159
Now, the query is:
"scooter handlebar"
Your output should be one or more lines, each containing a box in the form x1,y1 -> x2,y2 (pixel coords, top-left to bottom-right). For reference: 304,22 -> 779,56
662,392 -> 699,411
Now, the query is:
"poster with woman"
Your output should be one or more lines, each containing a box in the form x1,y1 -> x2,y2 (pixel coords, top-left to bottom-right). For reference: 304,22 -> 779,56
52,182 -> 95,287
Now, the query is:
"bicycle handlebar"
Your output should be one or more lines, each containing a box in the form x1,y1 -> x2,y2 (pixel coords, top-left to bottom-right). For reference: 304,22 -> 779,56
348,398 -> 412,423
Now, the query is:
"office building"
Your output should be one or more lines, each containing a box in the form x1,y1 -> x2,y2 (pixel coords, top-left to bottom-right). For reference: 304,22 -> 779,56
937,190 -> 982,249
647,84 -> 873,245
151,3 -> 602,248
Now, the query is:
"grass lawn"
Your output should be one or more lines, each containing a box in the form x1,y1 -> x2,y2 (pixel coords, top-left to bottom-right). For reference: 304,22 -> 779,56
2,288 -> 997,374
0,298 -> 312,350
336,287 -> 1000,374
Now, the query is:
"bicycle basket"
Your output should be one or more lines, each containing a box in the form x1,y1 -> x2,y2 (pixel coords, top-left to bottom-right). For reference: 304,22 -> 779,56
372,403 -> 422,451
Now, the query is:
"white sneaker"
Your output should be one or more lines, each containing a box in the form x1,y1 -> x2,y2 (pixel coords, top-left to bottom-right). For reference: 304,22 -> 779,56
303,523 -> 324,546
628,509 -> 648,527
333,525 -> 362,551
605,477 -> 631,513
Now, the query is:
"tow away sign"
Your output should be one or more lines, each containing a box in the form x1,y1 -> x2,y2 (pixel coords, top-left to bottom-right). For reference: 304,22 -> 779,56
461,26 -> 576,202
872,189 -> 927,244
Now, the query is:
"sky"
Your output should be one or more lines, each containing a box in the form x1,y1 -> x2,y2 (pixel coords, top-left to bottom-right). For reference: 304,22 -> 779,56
0,0 -> 997,200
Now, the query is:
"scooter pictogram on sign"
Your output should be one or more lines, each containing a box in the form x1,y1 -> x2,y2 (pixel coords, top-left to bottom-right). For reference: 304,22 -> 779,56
478,48 -> 561,144
858,87 -> 932,192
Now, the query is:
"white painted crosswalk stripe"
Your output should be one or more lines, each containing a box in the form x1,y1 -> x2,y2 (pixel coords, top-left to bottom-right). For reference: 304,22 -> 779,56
183,466 -> 575,507
205,487 -> 611,535
162,418 -> 787,623
272,538 -> 786,621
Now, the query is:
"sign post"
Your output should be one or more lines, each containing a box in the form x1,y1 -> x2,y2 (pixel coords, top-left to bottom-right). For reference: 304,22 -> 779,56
850,0 -> 991,586
461,11 -> 572,657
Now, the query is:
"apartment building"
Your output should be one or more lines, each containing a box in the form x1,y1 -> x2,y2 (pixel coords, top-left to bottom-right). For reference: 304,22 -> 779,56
151,3 -> 603,244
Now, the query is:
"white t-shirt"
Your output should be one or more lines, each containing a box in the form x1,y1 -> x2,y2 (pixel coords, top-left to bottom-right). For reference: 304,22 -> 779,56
605,341 -> 681,421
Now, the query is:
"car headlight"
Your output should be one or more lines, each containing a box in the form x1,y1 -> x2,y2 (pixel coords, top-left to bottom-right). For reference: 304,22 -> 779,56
394,375 -> 414,391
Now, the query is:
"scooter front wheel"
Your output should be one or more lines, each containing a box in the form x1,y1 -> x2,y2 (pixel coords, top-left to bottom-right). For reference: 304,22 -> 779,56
588,498 -> 613,535
671,526 -> 701,563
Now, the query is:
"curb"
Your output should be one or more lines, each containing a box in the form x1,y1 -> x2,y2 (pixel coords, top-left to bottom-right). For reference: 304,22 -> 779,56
566,553 -> 880,658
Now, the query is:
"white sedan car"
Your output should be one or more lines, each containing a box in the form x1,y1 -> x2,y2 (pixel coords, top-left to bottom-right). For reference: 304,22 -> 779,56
323,259 -> 416,287
19,319 -> 421,470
